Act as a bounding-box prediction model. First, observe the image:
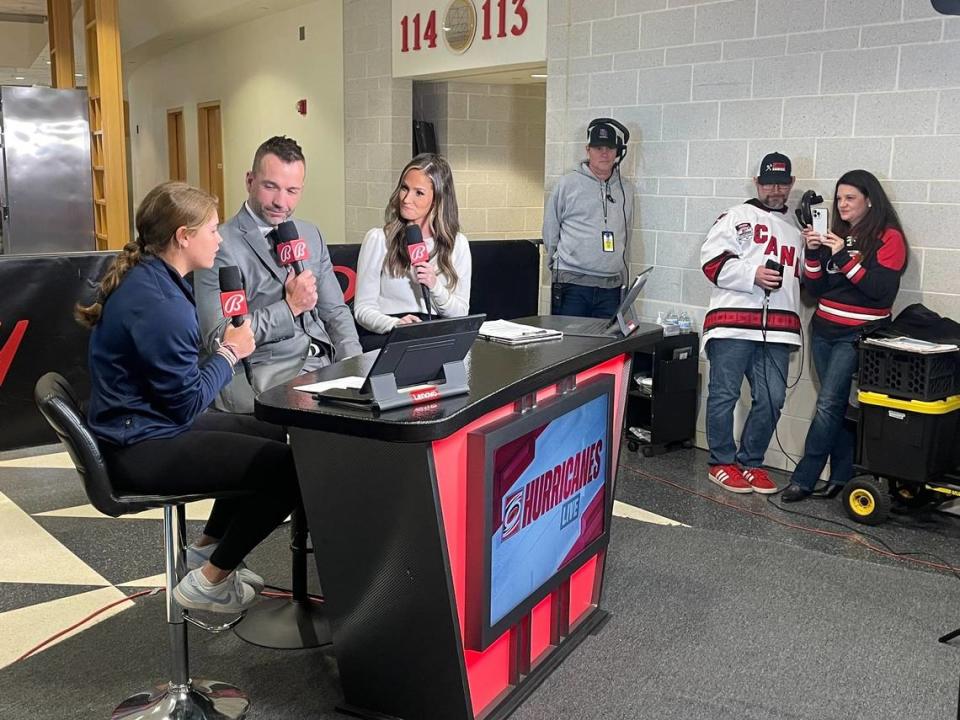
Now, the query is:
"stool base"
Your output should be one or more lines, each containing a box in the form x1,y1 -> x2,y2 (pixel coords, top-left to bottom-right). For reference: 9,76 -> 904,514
233,597 -> 331,649
111,679 -> 249,720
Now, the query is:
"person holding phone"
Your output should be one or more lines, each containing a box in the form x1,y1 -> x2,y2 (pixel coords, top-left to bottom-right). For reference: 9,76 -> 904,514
77,181 -> 300,612
699,152 -> 804,494
353,153 -> 472,351
782,169 -> 908,502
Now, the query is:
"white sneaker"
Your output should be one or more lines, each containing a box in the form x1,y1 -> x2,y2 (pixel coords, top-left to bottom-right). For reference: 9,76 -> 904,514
185,543 -> 265,594
173,568 -> 258,614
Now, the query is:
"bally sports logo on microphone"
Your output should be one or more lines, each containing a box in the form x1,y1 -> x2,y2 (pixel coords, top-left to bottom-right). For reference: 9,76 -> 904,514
277,238 -> 309,265
219,290 -> 248,318
408,242 -> 428,265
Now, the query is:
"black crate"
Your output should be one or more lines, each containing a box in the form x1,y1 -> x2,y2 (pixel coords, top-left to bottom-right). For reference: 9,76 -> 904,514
858,345 -> 960,401
858,401 -> 960,483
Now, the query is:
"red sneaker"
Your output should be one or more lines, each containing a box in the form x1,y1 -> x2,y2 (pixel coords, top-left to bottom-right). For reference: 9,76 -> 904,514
707,464 -> 752,494
742,467 -> 778,494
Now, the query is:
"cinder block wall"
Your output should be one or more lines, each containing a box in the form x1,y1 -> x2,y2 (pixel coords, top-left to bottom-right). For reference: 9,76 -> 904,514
415,81 -> 546,242
343,0 -> 412,245
545,0 -> 960,469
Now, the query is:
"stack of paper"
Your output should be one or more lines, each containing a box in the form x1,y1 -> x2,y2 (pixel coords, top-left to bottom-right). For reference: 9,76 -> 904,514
478,319 -> 563,345
863,336 -> 959,354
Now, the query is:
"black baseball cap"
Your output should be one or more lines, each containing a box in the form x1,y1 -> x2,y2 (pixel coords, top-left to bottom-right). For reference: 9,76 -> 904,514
757,152 -> 792,184
588,122 -> 618,149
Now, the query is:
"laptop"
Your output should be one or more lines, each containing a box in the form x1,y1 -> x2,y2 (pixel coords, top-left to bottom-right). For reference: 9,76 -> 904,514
560,267 -> 653,338
314,314 -> 485,406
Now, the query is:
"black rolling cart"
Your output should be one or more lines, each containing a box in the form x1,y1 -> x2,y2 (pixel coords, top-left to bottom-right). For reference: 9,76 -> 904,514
625,332 -> 699,456
842,340 -> 960,525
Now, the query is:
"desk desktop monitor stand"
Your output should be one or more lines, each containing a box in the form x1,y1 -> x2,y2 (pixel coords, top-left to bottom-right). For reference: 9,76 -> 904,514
367,359 -> 469,411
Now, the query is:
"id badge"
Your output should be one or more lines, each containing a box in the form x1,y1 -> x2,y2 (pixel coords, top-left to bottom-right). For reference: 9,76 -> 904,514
601,230 -> 615,253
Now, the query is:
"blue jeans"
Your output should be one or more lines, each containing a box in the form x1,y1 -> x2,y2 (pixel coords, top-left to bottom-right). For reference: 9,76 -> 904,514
706,338 -> 791,468
791,330 -> 860,491
554,283 -> 621,319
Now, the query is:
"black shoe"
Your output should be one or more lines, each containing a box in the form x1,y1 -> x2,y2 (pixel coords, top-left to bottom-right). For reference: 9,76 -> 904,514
813,483 -> 843,499
781,485 -> 812,503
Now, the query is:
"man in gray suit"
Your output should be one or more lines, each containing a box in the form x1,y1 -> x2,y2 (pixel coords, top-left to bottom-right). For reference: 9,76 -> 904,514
196,135 -> 361,413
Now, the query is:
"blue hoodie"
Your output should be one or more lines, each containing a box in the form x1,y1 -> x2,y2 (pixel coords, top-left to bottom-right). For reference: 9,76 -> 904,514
87,256 -> 233,446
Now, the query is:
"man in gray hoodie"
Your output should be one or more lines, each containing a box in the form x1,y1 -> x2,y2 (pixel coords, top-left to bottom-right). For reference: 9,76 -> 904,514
543,118 -> 635,318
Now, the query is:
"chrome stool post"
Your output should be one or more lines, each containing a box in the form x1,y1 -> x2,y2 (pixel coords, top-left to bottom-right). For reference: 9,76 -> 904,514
109,505 -> 249,720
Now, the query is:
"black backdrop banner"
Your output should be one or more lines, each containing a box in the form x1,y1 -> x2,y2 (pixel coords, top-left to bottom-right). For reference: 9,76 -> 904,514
0,252 -> 114,451
0,240 -> 540,452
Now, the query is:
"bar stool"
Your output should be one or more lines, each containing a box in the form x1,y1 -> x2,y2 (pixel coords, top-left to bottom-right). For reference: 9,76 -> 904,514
35,372 -> 250,720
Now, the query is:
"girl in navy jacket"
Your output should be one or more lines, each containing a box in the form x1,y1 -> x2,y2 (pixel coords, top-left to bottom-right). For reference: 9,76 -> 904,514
78,181 -> 299,612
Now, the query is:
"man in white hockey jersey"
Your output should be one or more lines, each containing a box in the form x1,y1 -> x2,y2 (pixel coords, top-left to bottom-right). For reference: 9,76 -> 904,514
700,152 -> 803,494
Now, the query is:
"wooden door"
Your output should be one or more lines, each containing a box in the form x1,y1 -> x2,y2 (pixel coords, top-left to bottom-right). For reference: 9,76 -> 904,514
166,108 -> 186,181
198,101 -> 225,220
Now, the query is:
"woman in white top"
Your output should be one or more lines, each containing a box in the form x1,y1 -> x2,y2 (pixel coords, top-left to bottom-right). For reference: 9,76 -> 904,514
354,153 -> 472,349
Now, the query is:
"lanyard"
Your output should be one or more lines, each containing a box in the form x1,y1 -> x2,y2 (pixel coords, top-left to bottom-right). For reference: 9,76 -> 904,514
600,181 -> 609,226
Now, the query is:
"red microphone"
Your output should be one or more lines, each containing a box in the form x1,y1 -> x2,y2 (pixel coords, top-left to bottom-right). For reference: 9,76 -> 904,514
404,224 -> 432,318
218,266 -> 248,327
274,220 -> 310,274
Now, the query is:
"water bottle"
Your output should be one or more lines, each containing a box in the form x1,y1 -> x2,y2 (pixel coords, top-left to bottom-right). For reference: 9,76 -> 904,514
663,309 -> 679,336
678,311 -> 691,334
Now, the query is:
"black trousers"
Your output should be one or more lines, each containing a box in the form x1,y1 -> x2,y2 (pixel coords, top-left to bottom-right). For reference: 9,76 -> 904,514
102,412 -> 300,571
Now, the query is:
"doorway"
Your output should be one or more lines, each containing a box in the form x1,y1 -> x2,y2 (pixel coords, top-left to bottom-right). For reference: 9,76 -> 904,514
166,108 -> 186,181
197,101 -> 225,220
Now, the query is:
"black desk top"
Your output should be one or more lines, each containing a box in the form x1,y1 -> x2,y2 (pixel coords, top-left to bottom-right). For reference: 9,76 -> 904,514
255,317 -> 661,442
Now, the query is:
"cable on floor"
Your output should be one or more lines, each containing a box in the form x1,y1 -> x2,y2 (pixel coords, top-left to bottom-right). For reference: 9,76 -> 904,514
620,463 -> 960,582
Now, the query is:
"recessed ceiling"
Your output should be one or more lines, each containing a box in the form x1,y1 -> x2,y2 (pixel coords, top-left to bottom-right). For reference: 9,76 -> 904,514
0,0 -> 315,88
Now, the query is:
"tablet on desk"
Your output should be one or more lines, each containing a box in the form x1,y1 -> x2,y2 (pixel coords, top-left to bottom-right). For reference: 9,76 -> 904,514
304,314 -> 485,409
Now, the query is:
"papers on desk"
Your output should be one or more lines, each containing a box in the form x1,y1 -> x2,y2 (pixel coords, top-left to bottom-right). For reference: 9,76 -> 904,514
478,319 -> 563,345
294,376 -> 366,393
863,336 -> 959,354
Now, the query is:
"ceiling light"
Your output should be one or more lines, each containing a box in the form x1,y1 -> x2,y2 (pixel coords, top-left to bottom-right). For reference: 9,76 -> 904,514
531,74 -> 547,79
15,76 -> 24,80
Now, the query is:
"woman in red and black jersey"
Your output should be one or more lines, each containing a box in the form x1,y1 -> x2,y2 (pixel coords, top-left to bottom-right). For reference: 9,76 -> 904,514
782,169 -> 908,502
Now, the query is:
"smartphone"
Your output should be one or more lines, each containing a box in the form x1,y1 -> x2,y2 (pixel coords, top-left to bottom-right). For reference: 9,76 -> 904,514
811,207 -> 828,236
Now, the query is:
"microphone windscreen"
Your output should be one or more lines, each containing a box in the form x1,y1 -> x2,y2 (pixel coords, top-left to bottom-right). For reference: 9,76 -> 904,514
404,224 -> 423,246
219,265 -> 243,292
276,220 -> 299,242
404,224 -> 429,265
218,266 -> 248,322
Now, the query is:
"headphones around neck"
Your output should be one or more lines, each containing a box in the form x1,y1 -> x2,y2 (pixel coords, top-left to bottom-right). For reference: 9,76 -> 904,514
587,117 -> 630,165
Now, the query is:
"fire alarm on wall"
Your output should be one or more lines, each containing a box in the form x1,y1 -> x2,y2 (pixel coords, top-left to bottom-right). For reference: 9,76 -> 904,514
296,99 -> 307,115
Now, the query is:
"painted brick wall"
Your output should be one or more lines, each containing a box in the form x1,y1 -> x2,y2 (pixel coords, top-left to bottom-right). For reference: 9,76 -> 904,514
415,81 -> 546,242
545,0 -> 960,469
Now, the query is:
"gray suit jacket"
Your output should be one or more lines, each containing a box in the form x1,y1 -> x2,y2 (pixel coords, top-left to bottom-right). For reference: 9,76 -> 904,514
195,205 -> 362,413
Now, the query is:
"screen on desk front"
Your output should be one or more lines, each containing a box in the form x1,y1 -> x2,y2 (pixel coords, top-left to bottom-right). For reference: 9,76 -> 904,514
466,376 -> 614,649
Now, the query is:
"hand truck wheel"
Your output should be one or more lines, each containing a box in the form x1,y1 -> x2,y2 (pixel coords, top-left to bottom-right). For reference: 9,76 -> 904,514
841,475 -> 891,526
